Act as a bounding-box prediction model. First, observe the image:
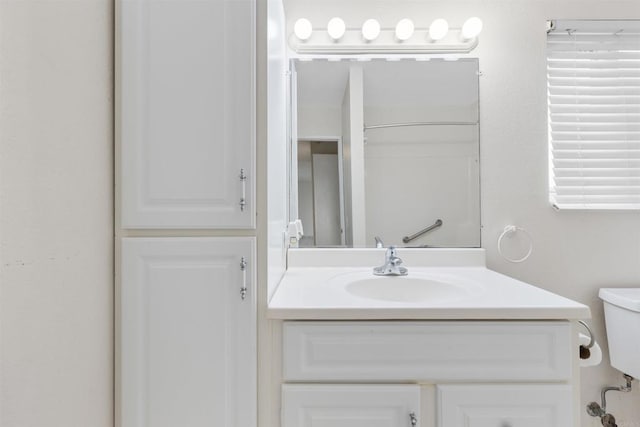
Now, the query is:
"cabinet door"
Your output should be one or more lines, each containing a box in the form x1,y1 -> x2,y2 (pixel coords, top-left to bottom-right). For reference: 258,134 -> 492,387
120,237 -> 256,427
438,385 -> 573,427
120,0 -> 255,228
282,384 -> 421,427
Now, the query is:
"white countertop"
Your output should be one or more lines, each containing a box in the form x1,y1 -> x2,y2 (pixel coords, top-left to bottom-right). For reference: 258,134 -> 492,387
267,249 -> 591,320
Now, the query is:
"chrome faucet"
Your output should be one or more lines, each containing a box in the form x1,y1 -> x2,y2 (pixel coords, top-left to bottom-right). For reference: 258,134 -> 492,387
374,236 -> 384,248
373,246 -> 408,276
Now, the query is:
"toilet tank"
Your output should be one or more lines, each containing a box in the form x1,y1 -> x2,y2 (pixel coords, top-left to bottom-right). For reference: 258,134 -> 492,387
599,288 -> 640,379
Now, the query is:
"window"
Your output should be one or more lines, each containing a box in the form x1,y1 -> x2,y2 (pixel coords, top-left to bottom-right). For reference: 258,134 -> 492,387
547,20 -> 640,209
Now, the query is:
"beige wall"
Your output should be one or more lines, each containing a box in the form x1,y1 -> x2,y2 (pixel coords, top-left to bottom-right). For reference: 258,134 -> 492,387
283,1 -> 640,426
0,1 -> 114,426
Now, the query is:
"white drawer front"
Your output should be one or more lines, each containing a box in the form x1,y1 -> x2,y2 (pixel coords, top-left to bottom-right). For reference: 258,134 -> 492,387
282,384 -> 421,427
437,384 -> 573,427
283,321 -> 572,382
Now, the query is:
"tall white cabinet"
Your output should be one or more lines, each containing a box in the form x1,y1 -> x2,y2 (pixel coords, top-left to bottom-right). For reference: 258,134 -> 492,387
120,0 -> 255,229
118,0 -> 257,425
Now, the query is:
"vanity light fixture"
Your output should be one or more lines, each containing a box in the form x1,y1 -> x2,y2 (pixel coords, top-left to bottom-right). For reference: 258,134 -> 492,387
288,16 -> 482,54
428,18 -> 449,41
327,17 -> 346,41
461,17 -> 483,40
362,19 -> 381,41
294,18 -> 313,41
395,18 -> 415,41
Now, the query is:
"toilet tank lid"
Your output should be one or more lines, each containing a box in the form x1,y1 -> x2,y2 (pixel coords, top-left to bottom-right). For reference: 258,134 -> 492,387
599,288 -> 640,312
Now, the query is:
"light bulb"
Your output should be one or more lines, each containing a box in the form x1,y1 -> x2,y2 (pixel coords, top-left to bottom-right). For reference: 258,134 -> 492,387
395,18 -> 414,41
294,18 -> 313,41
327,17 -> 346,40
461,17 -> 483,40
362,19 -> 381,41
428,18 -> 449,41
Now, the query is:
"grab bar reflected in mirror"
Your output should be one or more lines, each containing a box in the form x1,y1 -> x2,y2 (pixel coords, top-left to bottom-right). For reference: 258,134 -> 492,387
402,219 -> 443,244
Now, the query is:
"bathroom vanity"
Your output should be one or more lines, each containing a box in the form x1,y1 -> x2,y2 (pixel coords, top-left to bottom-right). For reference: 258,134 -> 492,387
268,249 -> 590,427
269,11 -> 591,427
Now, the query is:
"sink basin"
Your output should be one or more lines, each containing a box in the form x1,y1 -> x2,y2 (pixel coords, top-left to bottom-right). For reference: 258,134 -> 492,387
329,271 -> 483,303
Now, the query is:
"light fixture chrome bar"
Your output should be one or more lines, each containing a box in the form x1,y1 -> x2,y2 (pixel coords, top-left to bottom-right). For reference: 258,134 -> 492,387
289,28 -> 479,55
402,219 -> 443,244
364,121 -> 477,131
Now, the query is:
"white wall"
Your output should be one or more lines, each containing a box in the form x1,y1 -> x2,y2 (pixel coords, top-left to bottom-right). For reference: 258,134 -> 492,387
267,0 -> 289,299
364,126 -> 479,247
283,0 -> 640,425
297,106 -> 342,136
341,67 -> 367,247
0,1 -> 113,426
346,65 -> 366,247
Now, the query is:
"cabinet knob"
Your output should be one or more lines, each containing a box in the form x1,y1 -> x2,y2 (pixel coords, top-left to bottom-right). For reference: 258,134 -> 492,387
409,412 -> 417,427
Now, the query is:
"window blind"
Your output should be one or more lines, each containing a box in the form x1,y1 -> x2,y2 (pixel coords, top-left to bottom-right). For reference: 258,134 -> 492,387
547,20 -> 640,210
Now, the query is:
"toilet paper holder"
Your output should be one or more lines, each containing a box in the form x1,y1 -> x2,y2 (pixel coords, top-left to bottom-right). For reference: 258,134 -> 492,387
578,320 -> 596,361
578,320 -> 595,350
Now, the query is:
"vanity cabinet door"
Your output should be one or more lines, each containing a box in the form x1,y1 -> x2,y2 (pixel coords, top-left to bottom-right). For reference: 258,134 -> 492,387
282,384 -> 421,427
120,237 -> 256,427
120,0 -> 255,229
437,384 -> 573,427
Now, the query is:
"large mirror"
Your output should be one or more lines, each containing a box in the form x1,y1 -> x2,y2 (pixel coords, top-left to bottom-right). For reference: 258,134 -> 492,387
290,58 -> 480,248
